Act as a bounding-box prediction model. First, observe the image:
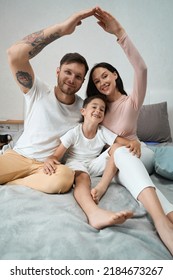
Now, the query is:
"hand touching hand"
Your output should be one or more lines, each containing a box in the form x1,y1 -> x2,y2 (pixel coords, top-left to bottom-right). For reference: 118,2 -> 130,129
94,6 -> 125,39
61,8 -> 95,36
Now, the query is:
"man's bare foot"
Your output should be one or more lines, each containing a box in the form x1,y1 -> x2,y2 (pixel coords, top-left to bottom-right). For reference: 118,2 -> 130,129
91,187 -> 106,204
88,208 -> 133,230
155,217 -> 173,256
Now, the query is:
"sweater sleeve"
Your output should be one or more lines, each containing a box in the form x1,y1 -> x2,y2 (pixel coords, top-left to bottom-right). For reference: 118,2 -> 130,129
118,33 -> 147,109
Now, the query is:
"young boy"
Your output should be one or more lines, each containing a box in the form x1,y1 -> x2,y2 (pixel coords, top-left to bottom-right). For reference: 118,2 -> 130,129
43,95 -> 134,229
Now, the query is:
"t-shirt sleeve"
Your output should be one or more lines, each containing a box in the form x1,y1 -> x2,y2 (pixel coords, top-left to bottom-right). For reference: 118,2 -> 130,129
24,76 -> 51,116
25,76 -> 51,101
100,126 -> 118,145
60,127 -> 76,149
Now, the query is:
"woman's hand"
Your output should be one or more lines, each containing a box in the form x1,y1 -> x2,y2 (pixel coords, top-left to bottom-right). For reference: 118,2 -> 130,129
94,6 -> 125,39
43,156 -> 61,175
126,140 -> 141,158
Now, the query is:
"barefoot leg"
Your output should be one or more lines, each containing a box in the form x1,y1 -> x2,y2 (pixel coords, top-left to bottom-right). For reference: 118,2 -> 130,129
138,187 -> 173,256
88,209 -> 133,229
91,144 -> 119,204
74,171 -> 133,230
167,211 -> 173,223
91,187 -> 104,204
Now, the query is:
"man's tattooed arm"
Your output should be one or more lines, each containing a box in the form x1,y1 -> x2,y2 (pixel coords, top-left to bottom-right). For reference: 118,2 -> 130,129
16,71 -> 33,89
22,30 -> 61,59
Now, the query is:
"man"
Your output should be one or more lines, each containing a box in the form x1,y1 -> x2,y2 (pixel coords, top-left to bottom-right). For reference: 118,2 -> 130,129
0,8 -> 94,193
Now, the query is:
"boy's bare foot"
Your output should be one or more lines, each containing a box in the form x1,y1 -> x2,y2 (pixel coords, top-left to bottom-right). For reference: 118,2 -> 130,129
155,217 -> 173,256
88,208 -> 133,230
91,187 -> 106,204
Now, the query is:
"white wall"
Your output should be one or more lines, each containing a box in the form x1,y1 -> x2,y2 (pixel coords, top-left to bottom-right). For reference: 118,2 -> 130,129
0,0 -> 173,136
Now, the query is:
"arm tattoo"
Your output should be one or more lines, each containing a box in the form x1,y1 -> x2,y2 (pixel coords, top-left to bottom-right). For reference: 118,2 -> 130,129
16,71 -> 33,89
22,30 -> 61,59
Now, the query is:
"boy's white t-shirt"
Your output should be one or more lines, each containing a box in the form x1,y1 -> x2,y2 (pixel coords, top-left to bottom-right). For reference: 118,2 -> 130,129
60,123 -> 117,162
14,77 -> 83,162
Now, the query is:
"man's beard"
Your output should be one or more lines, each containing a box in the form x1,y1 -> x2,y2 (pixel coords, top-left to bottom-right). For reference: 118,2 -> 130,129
58,80 -> 77,96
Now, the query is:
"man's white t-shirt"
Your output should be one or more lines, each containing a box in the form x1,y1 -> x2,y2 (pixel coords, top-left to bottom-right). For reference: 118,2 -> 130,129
14,77 -> 83,161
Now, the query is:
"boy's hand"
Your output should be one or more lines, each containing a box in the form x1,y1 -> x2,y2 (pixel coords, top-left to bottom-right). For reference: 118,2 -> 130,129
43,156 -> 61,175
126,140 -> 141,158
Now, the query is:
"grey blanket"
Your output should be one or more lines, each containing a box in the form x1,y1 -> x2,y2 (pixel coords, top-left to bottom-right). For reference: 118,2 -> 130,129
0,173 -> 172,260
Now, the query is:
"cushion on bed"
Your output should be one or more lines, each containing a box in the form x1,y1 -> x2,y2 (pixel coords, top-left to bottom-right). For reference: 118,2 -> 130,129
153,146 -> 173,180
137,102 -> 172,143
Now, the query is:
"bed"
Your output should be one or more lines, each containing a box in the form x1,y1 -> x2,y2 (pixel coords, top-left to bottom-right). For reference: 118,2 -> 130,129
0,102 -> 173,260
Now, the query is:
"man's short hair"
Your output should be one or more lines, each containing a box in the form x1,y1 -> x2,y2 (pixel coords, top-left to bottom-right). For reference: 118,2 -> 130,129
60,53 -> 89,76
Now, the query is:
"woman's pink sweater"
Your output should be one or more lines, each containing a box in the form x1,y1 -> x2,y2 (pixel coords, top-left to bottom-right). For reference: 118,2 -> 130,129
102,33 -> 147,140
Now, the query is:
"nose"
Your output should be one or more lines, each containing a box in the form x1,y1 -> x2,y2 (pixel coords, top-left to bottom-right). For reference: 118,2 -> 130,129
95,107 -> 102,114
68,75 -> 75,84
100,78 -> 105,87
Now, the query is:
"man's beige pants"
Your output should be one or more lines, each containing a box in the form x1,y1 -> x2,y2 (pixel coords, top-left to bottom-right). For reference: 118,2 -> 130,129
0,149 -> 74,193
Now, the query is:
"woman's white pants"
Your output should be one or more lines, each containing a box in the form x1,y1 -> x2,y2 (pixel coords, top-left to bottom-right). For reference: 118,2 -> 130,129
114,145 -> 173,215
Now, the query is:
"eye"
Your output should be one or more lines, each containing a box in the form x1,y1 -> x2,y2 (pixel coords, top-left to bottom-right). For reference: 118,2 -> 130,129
65,70 -> 71,75
103,74 -> 107,79
94,80 -> 99,85
76,75 -> 83,81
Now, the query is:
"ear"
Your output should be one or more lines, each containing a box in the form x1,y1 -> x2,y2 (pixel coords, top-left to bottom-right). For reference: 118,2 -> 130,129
80,108 -> 85,116
56,67 -> 60,77
113,72 -> 118,80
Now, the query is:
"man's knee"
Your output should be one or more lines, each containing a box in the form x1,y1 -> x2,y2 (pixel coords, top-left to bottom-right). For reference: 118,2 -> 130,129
48,165 -> 75,194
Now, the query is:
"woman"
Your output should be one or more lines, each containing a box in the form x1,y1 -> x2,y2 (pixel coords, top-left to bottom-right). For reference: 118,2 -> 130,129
87,6 -> 173,255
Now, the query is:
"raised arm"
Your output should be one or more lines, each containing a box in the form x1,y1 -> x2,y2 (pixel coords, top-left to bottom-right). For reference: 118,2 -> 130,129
94,6 -> 125,39
94,6 -> 147,108
7,8 -> 94,94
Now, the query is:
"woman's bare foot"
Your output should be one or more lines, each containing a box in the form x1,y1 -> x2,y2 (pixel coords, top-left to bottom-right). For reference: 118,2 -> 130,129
91,186 -> 106,204
167,211 -> 173,223
155,216 -> 173,256
88,208 -> 133,230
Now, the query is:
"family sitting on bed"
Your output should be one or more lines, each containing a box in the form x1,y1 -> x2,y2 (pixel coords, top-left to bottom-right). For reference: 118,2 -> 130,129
0,6 -> 173,255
